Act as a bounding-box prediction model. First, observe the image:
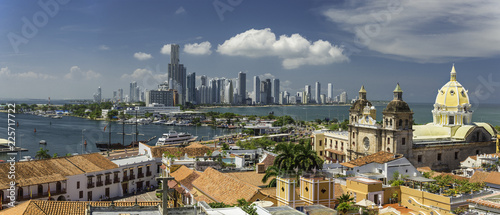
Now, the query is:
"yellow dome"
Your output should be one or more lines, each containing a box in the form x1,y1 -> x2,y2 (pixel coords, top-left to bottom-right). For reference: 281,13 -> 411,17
434,65 -> 470,111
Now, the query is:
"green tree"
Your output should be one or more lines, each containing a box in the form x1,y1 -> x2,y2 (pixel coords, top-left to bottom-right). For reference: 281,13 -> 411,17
274,142 -> 298,171
337,202 -> 354,215
35,147 -> 51,159
336,193 -> 354,204
107,110 -> 119,120
294,142 -> 323,171
144,112 -> 153,118
52,153 -> 58,158
262,165 -> 280,187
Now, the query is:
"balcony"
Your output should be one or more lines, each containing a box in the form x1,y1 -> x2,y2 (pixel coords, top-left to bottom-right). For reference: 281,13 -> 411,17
129,174 -> 135,180
26,189 -> 67,200
114,177 -> 120,183
87,183 -> 95,189
146,171 -> 152,177
105,179 -> 112,185
138,173 -> 144,178
96,181 -> 103,187
123,175 -> 129,182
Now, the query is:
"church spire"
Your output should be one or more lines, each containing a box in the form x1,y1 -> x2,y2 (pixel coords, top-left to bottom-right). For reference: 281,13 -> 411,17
450,64 -> 457,81
359,85 -> 367,100
393,83 -> 403,101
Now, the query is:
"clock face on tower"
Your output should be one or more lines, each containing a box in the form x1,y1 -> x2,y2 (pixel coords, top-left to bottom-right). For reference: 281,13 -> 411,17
363,137 -> 370,150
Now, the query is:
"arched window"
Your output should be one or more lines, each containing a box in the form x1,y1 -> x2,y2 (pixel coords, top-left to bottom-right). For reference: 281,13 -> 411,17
387,147 -> 391,152
398,119 -> 403,127
352,141 -> 355,146
405,119 -> 409,126
387,137 -> 391,145
56,181 -> 62,193
363,137 -> 370,150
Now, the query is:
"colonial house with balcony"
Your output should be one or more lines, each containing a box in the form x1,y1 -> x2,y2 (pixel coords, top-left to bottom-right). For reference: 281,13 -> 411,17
0,152 -> 159,205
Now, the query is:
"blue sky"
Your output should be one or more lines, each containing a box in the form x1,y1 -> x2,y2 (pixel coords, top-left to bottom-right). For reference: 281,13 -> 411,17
1,0 -> 500,104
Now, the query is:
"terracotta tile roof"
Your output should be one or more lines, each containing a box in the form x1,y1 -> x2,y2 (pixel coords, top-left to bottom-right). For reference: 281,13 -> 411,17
261,153 -> 276,170
0,153 -> 118,190
150,145 -> 214,158
0,200 -> 161,215
334,183 -> 345,199
225,171 -> 275,187
470,171 -> 490,183
467,193 -> 500,210
192,167 -> 260,205
170,165 -> 200,190
259,187 -> 277,198
341,151 -> 402,168
194,193 -> 215,203
485,171 -> 500,185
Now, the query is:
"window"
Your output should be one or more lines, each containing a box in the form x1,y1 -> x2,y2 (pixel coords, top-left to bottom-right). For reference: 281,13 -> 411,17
363,137 -> 369,150
418,155 -> 422,163
79,191 -> 83,199
455,152 -> 459,160
77,181 -> 80,189
437,153 -> 442,161
402,138 -> 406,145
88,191 -> 92,201
320,151 -> 323,156
105,188 -> 110,198
476,150 -> 480,154
387,138 -> 391,145
449,116 -> 454,125
399,119 -> 403,127
405,119 -> 409,126
352,133 -> 355,138
319,140 -> 322,146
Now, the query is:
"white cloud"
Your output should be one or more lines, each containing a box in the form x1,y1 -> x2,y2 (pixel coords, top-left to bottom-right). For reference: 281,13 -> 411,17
64,66 -> 102,80
121,68 -> 168,81
99,45 -> 110,50
322,1 -> 500,62
175,7 -> 186,15
259,73 -> 275,80
184,42 -> 212,55
134,52 -> 153,60
217,28 -> 348,69
0,67 -> 55,80
161,44 -> 172,55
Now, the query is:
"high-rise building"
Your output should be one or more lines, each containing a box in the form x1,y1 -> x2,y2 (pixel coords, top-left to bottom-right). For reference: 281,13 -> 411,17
315,82 -> 321,104
209,79 -> 217,104
167,44 -> 187,105
94,86 -> 102,103
147,82 -> 177,106
273,79 -> 280,104
304,85 -> 311,104
340,91 -> 348,103
327,83 -> 333,103
201,75 -> 207,87
238,72 -> 246,104
129,81 -> 137,102
254,76 -> 260,104
224,80 -> 233,104
186,72 -> 196,104
113,91 -> 117,102
261,79 -> 272,105
118,88 -> 123,102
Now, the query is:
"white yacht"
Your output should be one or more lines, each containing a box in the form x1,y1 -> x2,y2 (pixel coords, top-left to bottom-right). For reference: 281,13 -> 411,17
155,130 -> 197,146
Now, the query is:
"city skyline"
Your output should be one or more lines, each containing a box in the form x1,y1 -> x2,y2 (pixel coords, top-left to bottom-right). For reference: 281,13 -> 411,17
2,1 -> 500,104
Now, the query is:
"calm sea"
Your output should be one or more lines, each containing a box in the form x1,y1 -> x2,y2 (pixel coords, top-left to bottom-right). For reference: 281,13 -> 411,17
0,102 -> 498,160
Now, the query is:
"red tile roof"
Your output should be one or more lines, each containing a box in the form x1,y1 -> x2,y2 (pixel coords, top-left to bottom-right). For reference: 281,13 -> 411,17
341,151 -> 402,168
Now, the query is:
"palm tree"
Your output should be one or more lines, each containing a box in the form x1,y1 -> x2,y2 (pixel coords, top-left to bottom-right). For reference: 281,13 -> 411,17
35,147 -> 51,160
337,202 -> 353,215
274,142 -> 298,171
294,142 -> 323,171
336,193 -> 354,204
262,165 -> 280,187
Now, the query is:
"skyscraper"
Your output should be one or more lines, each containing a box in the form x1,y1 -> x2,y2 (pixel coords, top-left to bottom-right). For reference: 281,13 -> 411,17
94,86 -> 102,103
186,72 -> 196,104
327,83 -> 333,103
261,79 -> 272,105
167,44 -> 187,105
118,88 -> 123,102
253,76 -> 260,104
315,82 -> 321,104
304,85 -> 311,104
224,80 -> 233,104
340,91 -> 348,103
238,72 -> 246,104
201,75 -> 207,87
130,81 -> 137,102
273,79 -> 280,104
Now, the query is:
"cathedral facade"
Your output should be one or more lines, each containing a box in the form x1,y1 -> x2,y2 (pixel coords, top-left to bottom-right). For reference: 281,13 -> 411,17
312,66 -> 497,171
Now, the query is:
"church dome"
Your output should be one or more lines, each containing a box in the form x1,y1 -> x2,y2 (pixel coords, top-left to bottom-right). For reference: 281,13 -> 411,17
434,65 -> 470,112
350,86 -> 372,112
385,100 -> 411,112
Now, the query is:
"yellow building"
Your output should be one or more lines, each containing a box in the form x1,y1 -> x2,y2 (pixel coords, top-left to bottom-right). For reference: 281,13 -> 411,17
276,173 -> 336,210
